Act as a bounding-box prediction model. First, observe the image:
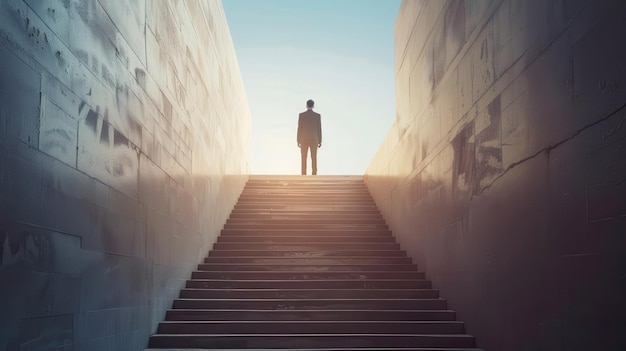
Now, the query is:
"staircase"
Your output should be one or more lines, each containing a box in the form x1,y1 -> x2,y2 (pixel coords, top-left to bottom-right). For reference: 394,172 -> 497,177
147,175 -> 482,350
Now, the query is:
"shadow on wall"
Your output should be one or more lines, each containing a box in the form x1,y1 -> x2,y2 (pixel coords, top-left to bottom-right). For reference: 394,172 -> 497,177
0,0 -> 250,349
0,156 -> 247,350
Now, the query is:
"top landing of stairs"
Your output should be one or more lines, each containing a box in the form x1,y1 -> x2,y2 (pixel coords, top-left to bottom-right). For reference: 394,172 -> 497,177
248,175 -> 364,181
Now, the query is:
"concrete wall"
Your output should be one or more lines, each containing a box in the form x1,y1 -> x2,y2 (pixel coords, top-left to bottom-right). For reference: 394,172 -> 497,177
0,0 -> 250,350
365,1 -> 626,350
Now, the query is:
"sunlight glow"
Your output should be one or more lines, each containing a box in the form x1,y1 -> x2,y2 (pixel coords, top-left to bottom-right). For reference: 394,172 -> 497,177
223,0 -> 401,175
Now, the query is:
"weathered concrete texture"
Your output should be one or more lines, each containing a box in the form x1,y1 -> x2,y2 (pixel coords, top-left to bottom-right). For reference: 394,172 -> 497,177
366,1 -> 626,350
0,0 -> 250,350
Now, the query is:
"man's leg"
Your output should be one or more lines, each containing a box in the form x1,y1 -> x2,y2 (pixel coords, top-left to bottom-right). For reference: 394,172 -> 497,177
310,145 -> 318,175
300,144 -> 308,175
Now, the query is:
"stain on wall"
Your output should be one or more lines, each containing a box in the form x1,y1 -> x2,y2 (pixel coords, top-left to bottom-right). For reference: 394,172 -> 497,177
366,1 -> 626,350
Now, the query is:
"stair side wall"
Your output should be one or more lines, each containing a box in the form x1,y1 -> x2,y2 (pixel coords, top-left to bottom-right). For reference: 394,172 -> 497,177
0,1 -> 250,350
366,1 -> 626,350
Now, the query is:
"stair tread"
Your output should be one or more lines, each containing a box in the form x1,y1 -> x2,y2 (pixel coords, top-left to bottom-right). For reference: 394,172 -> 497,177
192,269 -> 424,279
181,288 -> 436,291
150,334 -> 474,338
200,262 -> 416,268
174,298 -> 445,301
201,265 -> 414,270
188,278 -> 429,283
207,250 -> 408,256
212,246 -> 400,249
167,308 -> 458,313
161,320 -> 463,326
148,334 -> 475,348
149,177 -> 480,350
204,259 -> 411,263
204,257 -> 410,261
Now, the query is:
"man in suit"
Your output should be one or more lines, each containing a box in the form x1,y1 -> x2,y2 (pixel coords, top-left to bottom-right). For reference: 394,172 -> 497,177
297,99 -> 322,175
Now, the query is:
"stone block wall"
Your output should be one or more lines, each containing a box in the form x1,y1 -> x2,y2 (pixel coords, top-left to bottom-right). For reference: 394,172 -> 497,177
0,0 -> 250,350
365,1 -> 626,350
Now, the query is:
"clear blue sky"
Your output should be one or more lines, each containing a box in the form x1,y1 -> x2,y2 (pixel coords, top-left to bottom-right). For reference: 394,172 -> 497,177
222,0 -> 401,175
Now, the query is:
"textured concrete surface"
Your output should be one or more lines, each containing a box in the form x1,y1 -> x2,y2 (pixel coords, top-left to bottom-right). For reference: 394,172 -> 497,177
0,0 -> 249,350
148,176 -> 481,350
365,1 -> 626,350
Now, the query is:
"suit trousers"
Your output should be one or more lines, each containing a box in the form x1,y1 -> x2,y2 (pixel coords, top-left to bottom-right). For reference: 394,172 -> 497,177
300,141 -> 318,175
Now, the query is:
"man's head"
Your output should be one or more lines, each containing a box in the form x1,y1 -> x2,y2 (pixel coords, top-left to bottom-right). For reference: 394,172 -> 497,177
306,99 -> 314,108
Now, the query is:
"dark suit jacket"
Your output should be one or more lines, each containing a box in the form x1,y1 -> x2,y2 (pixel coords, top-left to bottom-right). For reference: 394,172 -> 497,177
297,110 -> 322,145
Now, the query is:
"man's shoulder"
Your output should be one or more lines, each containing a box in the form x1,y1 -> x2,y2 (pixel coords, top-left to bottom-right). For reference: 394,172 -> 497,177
299,110 -> 321,118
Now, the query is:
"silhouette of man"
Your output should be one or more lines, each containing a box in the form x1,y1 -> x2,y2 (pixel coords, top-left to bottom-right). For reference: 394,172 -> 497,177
297,99 -> 322,175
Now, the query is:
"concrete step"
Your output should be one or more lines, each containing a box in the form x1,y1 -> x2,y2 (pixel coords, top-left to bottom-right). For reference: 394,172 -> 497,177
238,192 -> 373,198
238,197 -> 374,203
241,185 -> 369,189
241,186 -> 368,190
185,279 -> 432,290
228,213 -> 382,220
147,176 -> 481,350
243,185 -> 367,189
179,288 -> 439,299
211,242 -> 399,250
147,348 -> 483,351
203,257 -> 413,264
171,298 -> 447,310
238,194 -> 372,199
242,183 -> 368,187
190,271 -> 426,280
243,179 -> 366,185
229,209 -> 382,216
220,229 -> 392,236
231,209 -> 382,214
216,236 -> 396,243
225,218 -> 386,225
234,202 -> 378,207
148,334 -> 475,349
245,179 -> 365,184
222,221 -> 386,228
232,204 -> 378,211
157,320 -> 465,334
236,198 -> 375,204
242,184 -> 368,188
196,263 -> 417,272
207,250 -> 407,257
243,181 -> 366,186
234,203 -> 378,208
222,224 -> 388,231
235,197 -> 374,202
244,181 -> 365,186
165,309 -> 456,321
242,188 -> 369,192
